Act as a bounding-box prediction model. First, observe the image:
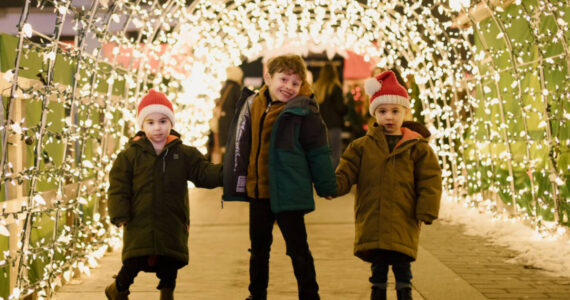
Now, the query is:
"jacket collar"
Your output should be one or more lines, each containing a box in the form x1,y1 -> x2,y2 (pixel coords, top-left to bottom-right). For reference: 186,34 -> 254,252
368,122 -> 428,153
394,127 -> 423,150
130,129 -> 182,153
256,85 -> 317,114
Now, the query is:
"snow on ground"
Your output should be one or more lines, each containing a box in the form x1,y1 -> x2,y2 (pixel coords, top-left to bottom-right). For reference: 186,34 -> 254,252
439,193 -> 570,278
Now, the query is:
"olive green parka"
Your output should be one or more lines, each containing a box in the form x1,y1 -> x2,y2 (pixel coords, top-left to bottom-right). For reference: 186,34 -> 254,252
336,123 -> 441,262
108,130 -> 223,265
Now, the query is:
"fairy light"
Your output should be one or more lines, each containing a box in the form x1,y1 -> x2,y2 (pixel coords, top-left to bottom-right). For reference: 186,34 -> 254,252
0,0 -> 568,298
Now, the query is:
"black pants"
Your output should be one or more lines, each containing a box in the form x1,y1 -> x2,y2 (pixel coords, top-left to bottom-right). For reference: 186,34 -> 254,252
369,250 -> 413,290
248,198 -> 319,300
115,256 -> 181,291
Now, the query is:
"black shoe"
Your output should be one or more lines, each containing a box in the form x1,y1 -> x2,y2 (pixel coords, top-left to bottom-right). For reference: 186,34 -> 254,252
371,286 -> 386,300
396,287 -> 412,300
160,288 -> 174,300
105,281 -> 130,300
245,296 -> 266,300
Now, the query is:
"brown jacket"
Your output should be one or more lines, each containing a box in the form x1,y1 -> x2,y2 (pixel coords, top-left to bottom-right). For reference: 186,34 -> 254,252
336,123 -> 441,261
246,84 -> 313,199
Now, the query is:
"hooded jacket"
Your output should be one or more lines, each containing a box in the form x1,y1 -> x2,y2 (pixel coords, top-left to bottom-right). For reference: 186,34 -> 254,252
336,122 -> 441,261
223,86 -> 337,213
108,130 -> 223,265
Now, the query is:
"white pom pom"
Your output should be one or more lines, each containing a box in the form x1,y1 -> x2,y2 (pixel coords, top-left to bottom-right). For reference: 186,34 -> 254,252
364,77 -> 382,97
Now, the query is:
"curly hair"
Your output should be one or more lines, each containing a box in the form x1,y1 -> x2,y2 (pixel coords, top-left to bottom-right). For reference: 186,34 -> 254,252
266,54 -> 308,83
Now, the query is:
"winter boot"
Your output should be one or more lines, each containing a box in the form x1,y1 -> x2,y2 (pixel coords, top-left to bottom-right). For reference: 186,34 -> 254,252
245,296 -> 266,300
159,288 -> 174,300
396,287 -> 412,300
371,286 -> 386,300
105,281 -> 130,300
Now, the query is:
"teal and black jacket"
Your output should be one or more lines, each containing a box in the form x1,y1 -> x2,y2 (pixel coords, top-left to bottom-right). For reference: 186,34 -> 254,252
223,87 -> 337,213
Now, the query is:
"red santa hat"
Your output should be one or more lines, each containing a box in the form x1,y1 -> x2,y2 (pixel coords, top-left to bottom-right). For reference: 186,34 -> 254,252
136,89 -> 175,128
364,70 -> 410,116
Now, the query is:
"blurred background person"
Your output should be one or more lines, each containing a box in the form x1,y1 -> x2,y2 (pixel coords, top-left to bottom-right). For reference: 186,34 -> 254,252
314,62 -> 347,167
344,82 -> 368,141
211,66 -> 243,163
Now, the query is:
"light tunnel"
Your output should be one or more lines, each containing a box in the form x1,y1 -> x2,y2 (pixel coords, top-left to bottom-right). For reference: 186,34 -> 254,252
0,0 -> 568,298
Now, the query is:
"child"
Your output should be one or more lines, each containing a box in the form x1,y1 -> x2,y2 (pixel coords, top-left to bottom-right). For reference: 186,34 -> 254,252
335,71 -> 441,300
105,89 -> 223,300
222,54 -> 337,300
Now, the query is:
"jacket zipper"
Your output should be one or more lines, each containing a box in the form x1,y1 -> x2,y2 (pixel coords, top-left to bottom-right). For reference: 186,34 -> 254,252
254,101 -> 272,199
162,148 -> 169,173
390,139 -> 417,167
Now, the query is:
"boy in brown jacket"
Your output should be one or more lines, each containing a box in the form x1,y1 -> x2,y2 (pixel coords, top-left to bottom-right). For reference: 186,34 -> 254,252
223,55 -> 336,300
334,71 -> 441,300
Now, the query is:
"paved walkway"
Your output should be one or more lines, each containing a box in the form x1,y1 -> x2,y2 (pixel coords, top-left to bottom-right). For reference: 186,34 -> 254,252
54,188 -> 570,299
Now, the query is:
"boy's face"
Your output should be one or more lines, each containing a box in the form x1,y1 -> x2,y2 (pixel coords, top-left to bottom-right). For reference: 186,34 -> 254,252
374,104 -> 407,135
142,112 -> 172,144
264,71 -> 302,102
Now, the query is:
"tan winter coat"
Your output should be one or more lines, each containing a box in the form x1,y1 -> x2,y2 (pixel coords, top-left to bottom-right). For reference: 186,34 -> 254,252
336,123 -> 441,262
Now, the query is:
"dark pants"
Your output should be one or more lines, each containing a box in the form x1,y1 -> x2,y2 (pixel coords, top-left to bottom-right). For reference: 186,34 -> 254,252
369,250 -> 413,290
248,198 -> 319,300
328,127 -> 342,168
115,256 -> 180,291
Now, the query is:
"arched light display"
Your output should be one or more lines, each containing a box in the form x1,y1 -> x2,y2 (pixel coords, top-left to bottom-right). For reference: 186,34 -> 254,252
0,0 -> 567,298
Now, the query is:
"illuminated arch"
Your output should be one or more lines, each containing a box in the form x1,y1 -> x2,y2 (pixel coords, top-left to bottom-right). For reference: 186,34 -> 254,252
0,0 -> 568,298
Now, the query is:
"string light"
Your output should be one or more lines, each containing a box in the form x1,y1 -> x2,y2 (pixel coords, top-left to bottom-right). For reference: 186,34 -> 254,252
0,0 -> 568,299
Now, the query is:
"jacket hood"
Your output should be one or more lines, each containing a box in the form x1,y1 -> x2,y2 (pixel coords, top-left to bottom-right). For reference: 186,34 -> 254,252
402,121 -> 431,138
285,95 -> 319,113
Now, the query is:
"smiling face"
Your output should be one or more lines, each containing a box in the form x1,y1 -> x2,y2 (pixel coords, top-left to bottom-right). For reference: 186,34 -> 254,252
142,112 -> 172,145
264,71 -> 302,103
374,104 -> 408,135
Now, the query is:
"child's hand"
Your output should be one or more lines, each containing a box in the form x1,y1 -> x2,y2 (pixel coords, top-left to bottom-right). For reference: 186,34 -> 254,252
325,196 -> 333,200
118,221 -> 127,227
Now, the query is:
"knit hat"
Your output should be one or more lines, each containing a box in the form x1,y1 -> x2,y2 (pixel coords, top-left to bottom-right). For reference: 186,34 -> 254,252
364,70 -> 410,116
136,89 -> 175,128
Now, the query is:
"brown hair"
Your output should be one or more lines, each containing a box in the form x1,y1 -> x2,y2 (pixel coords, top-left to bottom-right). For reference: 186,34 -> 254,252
313,62 -> 341,104
266,54 -> 312,96
266,54 -> 308,81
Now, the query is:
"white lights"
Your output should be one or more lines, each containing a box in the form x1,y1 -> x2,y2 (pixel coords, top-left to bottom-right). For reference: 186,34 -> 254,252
0,0 -> 569,299
22,23 -> 32,38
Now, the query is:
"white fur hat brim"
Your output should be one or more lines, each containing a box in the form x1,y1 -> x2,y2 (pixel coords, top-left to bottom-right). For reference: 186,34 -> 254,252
369,95 -> 410,116
137,104 -> 175,129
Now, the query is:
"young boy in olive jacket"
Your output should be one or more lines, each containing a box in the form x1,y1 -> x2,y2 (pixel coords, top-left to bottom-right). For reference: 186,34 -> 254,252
105,89 -> 223,300
335,71 -> 441,300
223,55 -> 337,300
